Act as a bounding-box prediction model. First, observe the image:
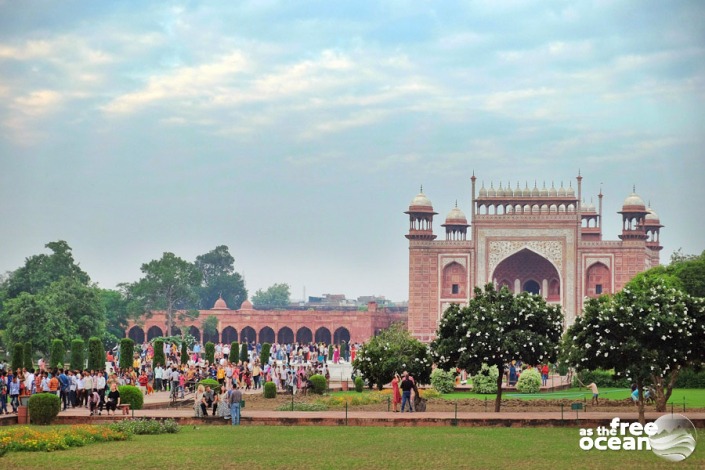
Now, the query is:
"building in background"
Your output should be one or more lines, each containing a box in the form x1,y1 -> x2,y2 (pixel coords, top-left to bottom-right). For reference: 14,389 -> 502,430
406,174 -> 663,342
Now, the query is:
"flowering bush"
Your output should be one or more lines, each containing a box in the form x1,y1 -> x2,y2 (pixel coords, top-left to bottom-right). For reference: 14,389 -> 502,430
0,425 -> 128,453
430,368 -> 456,394
109,418 -> 179,435
471,364 -> 499,394
516,369 -> 542,393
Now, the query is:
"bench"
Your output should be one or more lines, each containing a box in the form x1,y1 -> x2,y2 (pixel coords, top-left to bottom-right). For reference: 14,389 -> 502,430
118,404 -> 131,415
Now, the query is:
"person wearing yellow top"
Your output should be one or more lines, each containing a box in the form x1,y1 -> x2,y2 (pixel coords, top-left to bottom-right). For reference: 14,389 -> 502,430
216,366 -> 226,385
252,364 -> 262,389
133,357 -> 141,370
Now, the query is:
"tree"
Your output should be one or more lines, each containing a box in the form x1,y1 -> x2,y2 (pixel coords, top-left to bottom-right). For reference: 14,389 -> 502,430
12,343 -> 23,371
260,342 -> 271,366
194,245 -> 247,310
205,341 -> 215,364
98,288 -> 130,344
88,337 -> 105,371
50,339 -> 65,369
202,315 -> 219,343
239,342 -> 249,363
353,322 -> 432,390
432,284 -> 564,412
2,240 -> 90,299
669,250 -> 705,298
124,252 -> 202,337
153,339 -> 166,367
23,341 -> 33,370
119,338 -> 134,370
41,277 -> 105,344
180,341 -> 189,365
563,277 -> 705,423
70,339 -> 85,371
251,283 -> 290,308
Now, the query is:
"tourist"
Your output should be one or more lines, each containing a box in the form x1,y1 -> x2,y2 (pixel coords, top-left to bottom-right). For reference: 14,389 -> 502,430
0,371 -> 8,414
105,383 -> 120,415
58,368 -> 70,410
391,373 -> 401,412
138,370 -> 149,395
88,388 -> 101,416
154,364 -> 164,392
68,370 -> 77,407
252,362 -> 261,389
96,370 -> 107,412
541,364 -> 549,386
400,372 -> 413,413
194,384 -> 206,418
9,375 -> 20,413
203,386 -> 215,416
333,345 -> 340,364
216,386 -> 230,419
228,382 -> 243,425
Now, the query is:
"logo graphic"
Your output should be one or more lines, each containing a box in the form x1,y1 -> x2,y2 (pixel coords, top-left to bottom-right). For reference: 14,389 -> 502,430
649,414 -> 698,462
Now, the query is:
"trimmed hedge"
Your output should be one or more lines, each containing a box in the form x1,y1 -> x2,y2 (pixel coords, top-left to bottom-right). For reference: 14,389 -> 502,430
260,342 -> 271,365
50,339 -> 65,370
180,341 -> 189,365
430,368 -> 455,394
239,343 -> 248,363
230,342 -> 239,363
109,418 -> 180,435
118,385 -> 144,410
88,337 -> 105,371
472,364 -> 499,394
198,378 -> 222,394
12,343 -> 23,371
119,338 -> 134,370
516,369 -> 542,394
23,341 -> 33,370
263,381 -> 277,398
309,374 -> 327,394
153,339 -> 165,367
205,341 -> 215,364
354,376 -> 364,393
28,393 -> 61,425
573,369 -> 630,388
70,339 -> 85,371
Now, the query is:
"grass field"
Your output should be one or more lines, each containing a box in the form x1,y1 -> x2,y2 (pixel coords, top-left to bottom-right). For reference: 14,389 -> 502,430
1,425 -> 702,469
440,388 -> 705,408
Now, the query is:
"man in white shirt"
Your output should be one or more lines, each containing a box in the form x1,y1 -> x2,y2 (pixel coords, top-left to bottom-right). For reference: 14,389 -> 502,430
154,365 -> 164,392
24,370 -> 35,395
95,371 -> 107,414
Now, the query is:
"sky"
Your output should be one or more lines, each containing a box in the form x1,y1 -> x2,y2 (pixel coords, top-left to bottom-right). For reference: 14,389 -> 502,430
1,1 -> 703,303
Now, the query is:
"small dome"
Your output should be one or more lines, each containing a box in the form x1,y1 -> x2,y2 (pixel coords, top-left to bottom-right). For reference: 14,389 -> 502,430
507,182 -> 514,197
478,182 -> 487,198
549,182 -> 557,197
240,299 -> 254,310
496,182 -> 505,197
212,295 -> 228,310
445,205 -> 468,225
566,182 -> 575,197
539,182 -> 548,197
622,192 -> 646,210
531,182 -> 540,197
581,200 -> 596,213
487,182 -> 496,197
410,192 -> 433,208
645,207 -> 660,223
557,182 -> 566,197
522,182 -> 531,197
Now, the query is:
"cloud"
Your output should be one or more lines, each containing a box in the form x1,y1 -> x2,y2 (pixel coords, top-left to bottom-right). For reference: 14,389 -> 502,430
12,89 -> 62,115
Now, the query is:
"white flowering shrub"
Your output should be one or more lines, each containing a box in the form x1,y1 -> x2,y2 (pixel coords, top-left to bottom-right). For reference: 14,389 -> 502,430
516,369 -> 541,394
471,363 -> 499,394
430,368 -> 456,394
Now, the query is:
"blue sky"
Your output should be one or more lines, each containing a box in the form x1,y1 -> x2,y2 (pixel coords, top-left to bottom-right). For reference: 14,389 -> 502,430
1,1 -> 703,302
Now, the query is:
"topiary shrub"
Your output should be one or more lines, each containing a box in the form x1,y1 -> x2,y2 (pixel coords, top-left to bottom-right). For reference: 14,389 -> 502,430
239,343 -> 248,363
88,337 -> 105,371
260,342 -> 271,365
28,393 -> 61,425
118,385 -> 144,410
328,344 -> 334,361
12,343 -> 23,371
180,341 -> 189,365
198,378 -> 221,394
309,374 -> 327,394
354,376 -> 364,393
70,339 -> 85,371
153,339 -> 165,368
263,381 -> 277,399
205,341 -> 215,364
516,369 -> 542,394
430,368 -> 456,394
50,339 -> 65,370
23,341 -> 33,370
119,338 -> 134,370
471,364 -> 499,394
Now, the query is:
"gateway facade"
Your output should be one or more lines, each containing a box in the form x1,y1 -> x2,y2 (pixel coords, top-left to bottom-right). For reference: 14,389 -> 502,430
406,174 -> 663,342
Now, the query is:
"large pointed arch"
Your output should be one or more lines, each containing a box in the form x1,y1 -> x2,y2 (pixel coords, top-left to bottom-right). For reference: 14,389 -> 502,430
147,326 -> 163,340
128,326 -> 145,344
491,248 -> 561,298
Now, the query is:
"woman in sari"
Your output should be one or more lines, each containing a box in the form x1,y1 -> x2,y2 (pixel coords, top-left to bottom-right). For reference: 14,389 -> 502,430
391,373 -> 402,412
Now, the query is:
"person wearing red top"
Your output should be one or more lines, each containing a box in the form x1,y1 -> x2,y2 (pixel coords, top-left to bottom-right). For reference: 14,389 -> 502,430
541,364 -> 550,386
391,373 -> 402,412
138,371 -> 149,394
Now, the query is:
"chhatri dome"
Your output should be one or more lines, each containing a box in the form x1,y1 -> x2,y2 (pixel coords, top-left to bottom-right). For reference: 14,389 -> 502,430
212,295 -> 228,310
408,187 -> 434,212
445,203 -> 468,225
240,299 -> 254,310
622,189 -> 646,211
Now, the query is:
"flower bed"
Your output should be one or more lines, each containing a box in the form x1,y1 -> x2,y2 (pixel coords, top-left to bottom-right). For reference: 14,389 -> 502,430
0,425 -> 128,454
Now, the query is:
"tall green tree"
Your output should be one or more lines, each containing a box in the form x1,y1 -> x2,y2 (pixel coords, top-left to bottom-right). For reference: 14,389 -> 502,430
23,341 -> 33,370
153,339 -> 166,367
354,322 -> 432,390
432,284 -> 564,412
12,343 -> 23,371
88,337 -> 105,371
124,252 -> 202,337
563,277 -> 705,423
50,339 -> 65,369
98,288 -> 129,345
70,339 -> 85,371
3,293 -> 71,356
230,342 -> 239,364
205,341 -> 215,364
240,342 -> 249,363
194,245 -> 247,310
119,338 -> 134,370
251,283 -> 290,308
260,343 -> 271,366
202,315 -> 219,343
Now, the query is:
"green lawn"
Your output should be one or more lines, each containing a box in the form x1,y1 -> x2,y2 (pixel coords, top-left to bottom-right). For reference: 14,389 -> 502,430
441,388 -> 705,408
2,425 -> 703,469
